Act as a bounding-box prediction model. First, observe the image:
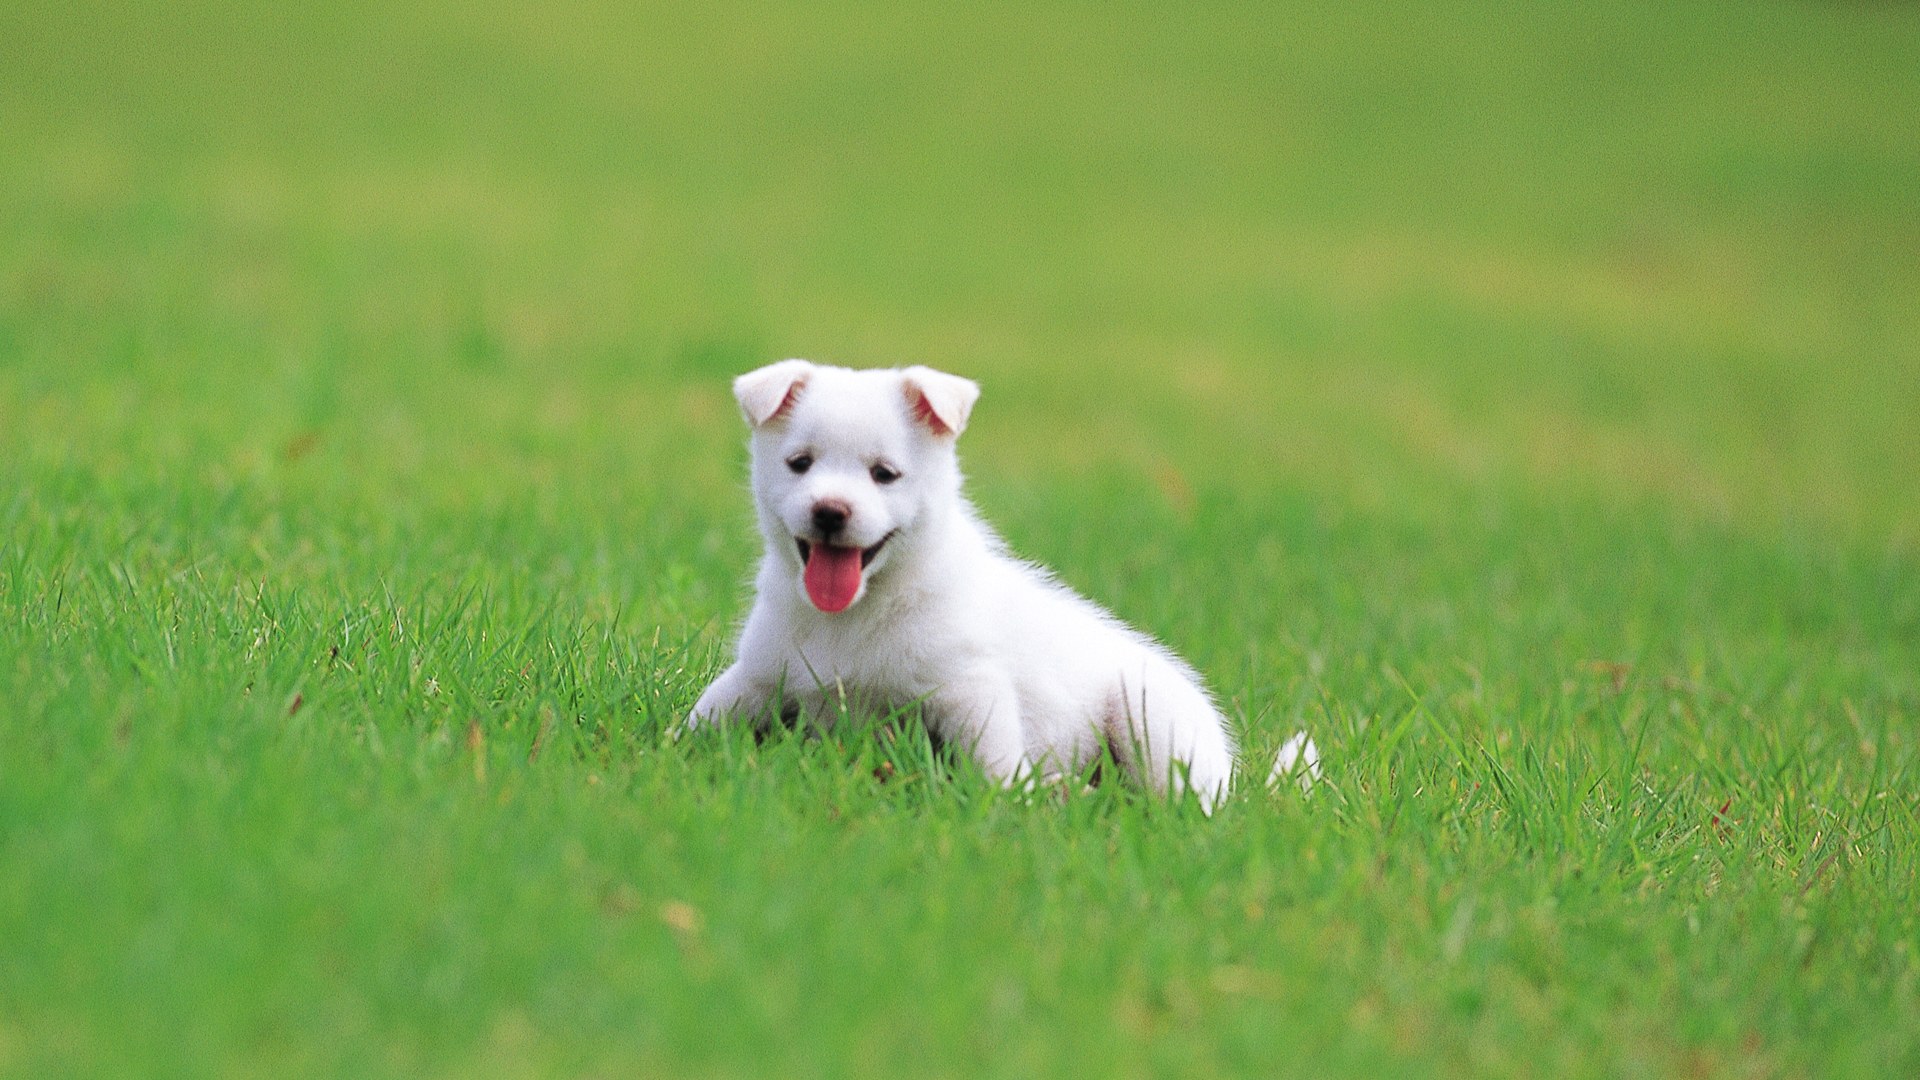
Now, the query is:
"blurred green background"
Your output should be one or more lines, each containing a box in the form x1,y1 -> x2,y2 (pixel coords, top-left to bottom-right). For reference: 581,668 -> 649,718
6,0 -> 1916,528
3,1 -> 1918,1077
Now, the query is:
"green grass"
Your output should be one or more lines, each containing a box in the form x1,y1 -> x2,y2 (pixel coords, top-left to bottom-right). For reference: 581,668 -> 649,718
3,0 -> 1919,1076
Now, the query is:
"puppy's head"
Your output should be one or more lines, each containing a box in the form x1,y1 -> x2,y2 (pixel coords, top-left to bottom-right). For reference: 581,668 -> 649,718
733,359 -> 978,614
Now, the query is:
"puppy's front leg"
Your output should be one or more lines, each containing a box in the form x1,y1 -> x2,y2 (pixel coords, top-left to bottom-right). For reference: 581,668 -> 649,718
928,674 -> 1032,786
687,663 -> 778,732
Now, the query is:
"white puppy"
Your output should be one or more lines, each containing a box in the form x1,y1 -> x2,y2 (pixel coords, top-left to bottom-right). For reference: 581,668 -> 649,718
688,359 -> 1239,810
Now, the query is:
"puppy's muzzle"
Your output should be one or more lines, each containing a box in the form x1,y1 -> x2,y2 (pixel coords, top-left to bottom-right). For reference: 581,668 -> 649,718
811,499 -> 851,537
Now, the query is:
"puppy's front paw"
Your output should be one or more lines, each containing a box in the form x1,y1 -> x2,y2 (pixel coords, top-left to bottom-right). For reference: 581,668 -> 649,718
683,667 -> 748,740
672,709 -> 706,741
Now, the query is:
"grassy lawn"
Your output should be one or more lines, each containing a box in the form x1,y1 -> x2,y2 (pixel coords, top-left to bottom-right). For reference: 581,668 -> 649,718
3,0 -> 1918,1075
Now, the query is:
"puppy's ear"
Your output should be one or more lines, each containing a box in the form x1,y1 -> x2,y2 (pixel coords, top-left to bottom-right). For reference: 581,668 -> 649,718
733,359 -> 813,427
901,366 -> 980,437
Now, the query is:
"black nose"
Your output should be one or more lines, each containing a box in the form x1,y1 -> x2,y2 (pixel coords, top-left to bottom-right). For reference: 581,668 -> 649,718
811,501 -> 850,535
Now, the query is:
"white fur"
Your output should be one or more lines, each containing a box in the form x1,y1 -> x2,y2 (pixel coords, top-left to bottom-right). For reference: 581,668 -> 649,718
689,360 -> 1239,810
1268,731 -> 1321,792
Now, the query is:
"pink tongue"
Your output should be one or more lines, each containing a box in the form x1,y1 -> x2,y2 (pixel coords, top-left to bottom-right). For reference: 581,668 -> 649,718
804,544 -> 864,612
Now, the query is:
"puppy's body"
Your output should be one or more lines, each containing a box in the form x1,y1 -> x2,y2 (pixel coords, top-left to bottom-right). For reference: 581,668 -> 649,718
690,361 -> 1236,809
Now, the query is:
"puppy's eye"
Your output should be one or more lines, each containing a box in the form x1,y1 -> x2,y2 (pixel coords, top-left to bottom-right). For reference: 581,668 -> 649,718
870,463 -> 901,485
786,454 -> 813,474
